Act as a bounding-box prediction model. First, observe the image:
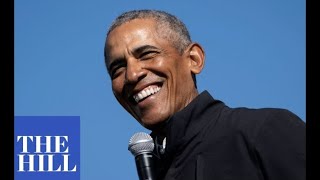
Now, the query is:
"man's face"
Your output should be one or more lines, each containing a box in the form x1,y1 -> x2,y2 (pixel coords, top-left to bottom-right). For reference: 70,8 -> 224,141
105,19 -> 198,130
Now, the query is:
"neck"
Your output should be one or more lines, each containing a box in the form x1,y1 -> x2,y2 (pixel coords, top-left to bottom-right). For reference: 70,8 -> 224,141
152,89 -> 200,136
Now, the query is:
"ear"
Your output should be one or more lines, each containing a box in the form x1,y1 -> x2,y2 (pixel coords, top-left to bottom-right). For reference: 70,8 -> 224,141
185,43 -> 205,74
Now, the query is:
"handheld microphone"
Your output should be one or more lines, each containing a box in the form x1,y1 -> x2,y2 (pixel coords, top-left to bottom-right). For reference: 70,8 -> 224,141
128,132 -> 156,180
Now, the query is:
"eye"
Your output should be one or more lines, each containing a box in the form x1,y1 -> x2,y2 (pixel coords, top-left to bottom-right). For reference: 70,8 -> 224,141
139,51 -> 159,60
110,62 -> 126,79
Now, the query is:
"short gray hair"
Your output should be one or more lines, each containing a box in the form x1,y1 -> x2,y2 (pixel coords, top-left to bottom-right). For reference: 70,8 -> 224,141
105,9 -> 192,54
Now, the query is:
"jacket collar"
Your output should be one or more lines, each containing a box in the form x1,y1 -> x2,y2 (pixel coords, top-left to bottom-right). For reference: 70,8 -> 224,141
151,90 -> 224,158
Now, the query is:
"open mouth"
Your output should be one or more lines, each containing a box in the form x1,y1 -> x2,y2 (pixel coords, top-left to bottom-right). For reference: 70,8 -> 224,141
132,85 -> 162,103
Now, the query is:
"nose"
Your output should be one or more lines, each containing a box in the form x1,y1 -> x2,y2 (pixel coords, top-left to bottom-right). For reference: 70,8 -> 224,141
125,59 -> 146,84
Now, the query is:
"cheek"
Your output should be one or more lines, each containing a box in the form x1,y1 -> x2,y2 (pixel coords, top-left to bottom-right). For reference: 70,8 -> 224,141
152,56 -> 182,77
112,80 -> 128,109
112,79 -> 124,97
170,60 -> 189,80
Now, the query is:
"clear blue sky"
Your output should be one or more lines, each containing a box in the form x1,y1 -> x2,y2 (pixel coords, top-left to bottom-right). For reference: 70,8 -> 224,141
15,0 -> 305,179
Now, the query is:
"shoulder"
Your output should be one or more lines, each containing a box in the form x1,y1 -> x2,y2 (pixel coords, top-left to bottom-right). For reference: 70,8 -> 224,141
217,107 -> 305,143
223,107 -> 304,127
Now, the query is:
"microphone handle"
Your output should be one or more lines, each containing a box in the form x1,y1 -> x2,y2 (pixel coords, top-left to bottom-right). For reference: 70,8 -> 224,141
135,153 -> 156,180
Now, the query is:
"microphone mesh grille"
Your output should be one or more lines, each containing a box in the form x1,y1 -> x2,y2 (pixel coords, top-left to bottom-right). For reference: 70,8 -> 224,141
128,132 -> 154,156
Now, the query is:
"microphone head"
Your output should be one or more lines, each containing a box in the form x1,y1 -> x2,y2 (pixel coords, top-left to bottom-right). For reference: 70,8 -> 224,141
128,132 -> 154,157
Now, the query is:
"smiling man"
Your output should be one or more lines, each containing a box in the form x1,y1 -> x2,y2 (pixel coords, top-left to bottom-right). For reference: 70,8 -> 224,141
104,10 -> 305,180
105,12 -> 203,130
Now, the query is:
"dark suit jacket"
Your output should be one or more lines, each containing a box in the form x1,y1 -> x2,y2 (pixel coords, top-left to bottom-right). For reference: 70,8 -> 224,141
151,91 -> 305,180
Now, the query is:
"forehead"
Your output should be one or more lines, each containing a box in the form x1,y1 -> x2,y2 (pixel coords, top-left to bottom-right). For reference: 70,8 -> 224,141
105,19 -> 164,56
107,19 -> 156,44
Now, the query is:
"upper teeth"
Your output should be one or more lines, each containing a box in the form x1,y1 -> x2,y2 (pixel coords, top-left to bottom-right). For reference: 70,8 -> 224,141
133,86 -> 161,103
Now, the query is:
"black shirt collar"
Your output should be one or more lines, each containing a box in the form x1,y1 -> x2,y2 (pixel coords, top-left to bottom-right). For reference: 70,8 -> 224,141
152,90 -> 224,157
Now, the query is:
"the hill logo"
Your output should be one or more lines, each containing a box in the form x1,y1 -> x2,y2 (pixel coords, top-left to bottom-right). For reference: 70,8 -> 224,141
15,116 -> 80,180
